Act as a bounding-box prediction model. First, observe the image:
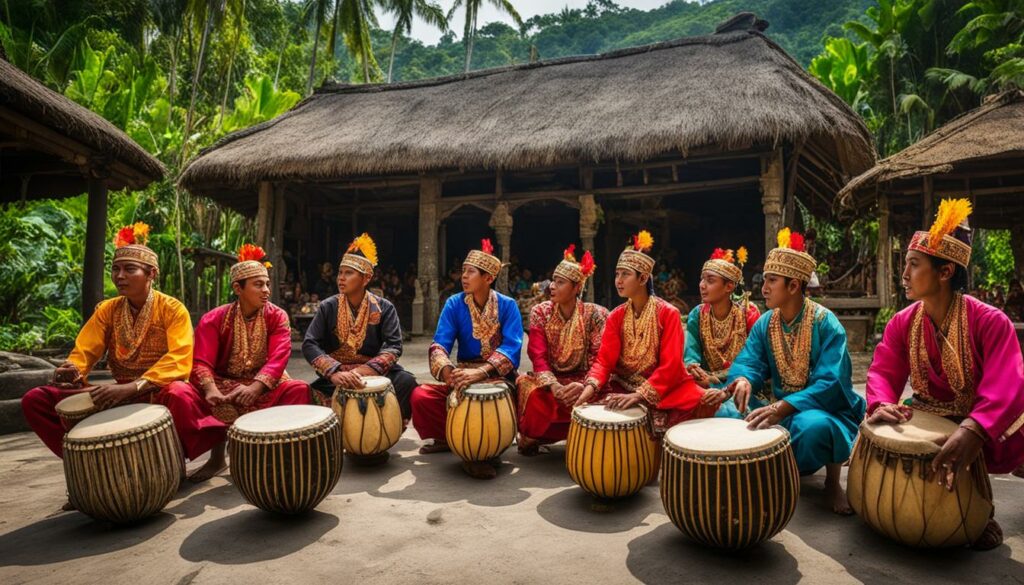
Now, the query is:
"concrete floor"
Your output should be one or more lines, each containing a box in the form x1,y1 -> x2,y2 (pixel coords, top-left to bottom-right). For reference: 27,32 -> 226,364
1,340 -> 1022,584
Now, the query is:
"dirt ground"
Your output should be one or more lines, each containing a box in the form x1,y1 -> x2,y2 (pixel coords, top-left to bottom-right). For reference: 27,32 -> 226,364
1,340 -> 1021,584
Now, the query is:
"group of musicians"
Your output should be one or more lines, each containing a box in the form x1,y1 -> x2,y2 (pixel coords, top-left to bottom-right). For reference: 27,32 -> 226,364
20,198 -> 1024,549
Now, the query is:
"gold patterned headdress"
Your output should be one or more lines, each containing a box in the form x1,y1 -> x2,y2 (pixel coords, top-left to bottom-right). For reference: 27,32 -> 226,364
702,246 -> 747,285
112,222 -> 158,268
464,238 -> 503,277
764,228 -> 816,283
231,243 -> 272,283
340,232 -> 379,275
553,244 -> 596,286
908,198 -> 973,268
617,230 -> 655,276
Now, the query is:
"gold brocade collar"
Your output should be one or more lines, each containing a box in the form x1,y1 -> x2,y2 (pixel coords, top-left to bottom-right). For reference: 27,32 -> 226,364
698,302 -> 747,372
465,290 -> 500,357
223,302 -> 268,378
546,300 -> 587,372
619,297 -> 659,375
909,294 -> 976,417
768,298 -> 818,392
113,290 -> 155,363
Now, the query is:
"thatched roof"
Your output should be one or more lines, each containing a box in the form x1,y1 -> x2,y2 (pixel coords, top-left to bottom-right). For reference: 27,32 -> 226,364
838,90 -> 1024,210
0,58 -> 164,197
179,16 -> 874,200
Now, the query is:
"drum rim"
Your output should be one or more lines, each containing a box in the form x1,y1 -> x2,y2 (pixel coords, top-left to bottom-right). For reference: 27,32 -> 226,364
336,375 -> 394,393
663,422 -> 791,457
459,385 -> 512,400
55,392 -> 97,416
63,411 -> 174,447
663,433 -> 792,463
859,410 -> 957,456
228,412 -> 340,443
334,387 -> 394,399
570,403 -> 648,429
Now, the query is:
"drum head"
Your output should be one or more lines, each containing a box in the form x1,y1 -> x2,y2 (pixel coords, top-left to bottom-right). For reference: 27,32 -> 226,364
343,375 -> 391,393
56,392 -> 95,415
233,405 -> 334,434
861,409 -> 958,455
464,382 -> 508,397
67,404 -> 169,440
665,418 -> 787,455
573,404 -> 647,424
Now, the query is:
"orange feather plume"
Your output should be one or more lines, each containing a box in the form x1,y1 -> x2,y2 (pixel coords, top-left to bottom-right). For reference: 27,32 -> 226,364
237,243 -> 267,263
347,232 -> 378,266
632,230 -> 653,252
564,243 -> 577,262
928,198 -> 972,248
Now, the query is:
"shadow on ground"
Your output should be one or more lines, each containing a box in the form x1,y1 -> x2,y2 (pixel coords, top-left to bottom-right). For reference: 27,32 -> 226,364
178,509 -> 338,564
0,512 -> 175,566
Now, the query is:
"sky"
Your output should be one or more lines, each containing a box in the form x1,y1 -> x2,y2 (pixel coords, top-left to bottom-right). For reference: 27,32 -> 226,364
374,1 -> 672,46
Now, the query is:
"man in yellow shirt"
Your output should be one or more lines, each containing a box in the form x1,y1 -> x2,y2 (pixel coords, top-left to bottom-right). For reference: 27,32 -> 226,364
21,223 -> 194,458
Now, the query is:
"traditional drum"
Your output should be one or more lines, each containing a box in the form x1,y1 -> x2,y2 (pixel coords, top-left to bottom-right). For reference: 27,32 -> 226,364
331,375 -> 403,464
55,391 -> 99,431
847,409 -> 994,548
566,404 -> 657,500
661,418 -> 799,549
445,382 -> 517,463
63,403 -> 183,524
228,405 -> 343,514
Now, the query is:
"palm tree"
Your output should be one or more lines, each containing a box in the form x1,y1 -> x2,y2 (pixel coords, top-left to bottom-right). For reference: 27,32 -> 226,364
149,0 -> 189,125
448,0 -> 522,73
381,0 -> 447,83
304,0 -> 332,95
337,0 -> 382,84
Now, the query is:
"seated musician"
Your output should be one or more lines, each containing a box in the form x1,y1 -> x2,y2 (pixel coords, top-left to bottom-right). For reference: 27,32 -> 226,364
727,228 -> 866,514
684,246 -> 761,418
865,199 -> 1024,549
410,239 -> 523,479
160,244 -> 312,482
21,224 -> 193,506
576,230 -> 716,440
516,245 -> 609,455
302,233 -> 416,421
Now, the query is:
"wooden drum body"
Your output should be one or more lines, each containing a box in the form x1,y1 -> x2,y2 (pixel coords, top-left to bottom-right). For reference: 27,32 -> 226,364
332,375 -> 403,460
228,405 -> 343,514
566,405 -> 657,499
446,382 -> 517,462
56,391 -> 99,431
63,404 -> 184,524
847,410 -> 993,547
661,418 -> 799,549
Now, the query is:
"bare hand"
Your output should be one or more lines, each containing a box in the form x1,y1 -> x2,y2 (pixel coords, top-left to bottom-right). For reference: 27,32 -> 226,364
745,401 -> 793,430
700,388 -> 728,407
225,382 -> 265,407
450,368 -> 487,392
204,385 -> 228,407
730,378 -> 752,415
90,383 -> 136,409
574,384 -> 597,407
687,364 -> 711,388
53,363 -> 83,389
557,382 -> 584,407
606,392 -> 645,410
330,370 -> 364,390
866,402 -> 913,425
930,427 -> 985,491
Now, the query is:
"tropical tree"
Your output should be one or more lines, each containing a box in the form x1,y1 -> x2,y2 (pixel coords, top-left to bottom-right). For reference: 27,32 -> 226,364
448,0 -> 523,73
304,0 -> 333,95
381,0 -> 448,83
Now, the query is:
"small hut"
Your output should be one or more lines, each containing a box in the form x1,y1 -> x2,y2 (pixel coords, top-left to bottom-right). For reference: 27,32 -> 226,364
0,57 -> 166,319
839,89 -> 1024,311
180,13 -> 875,337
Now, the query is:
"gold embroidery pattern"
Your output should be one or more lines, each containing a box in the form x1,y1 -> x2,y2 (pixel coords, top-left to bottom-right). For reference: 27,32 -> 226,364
909,294 -> 976,417
768,299 -> 818,392
545,300 -> 588,373
619,298 -> 659,376
429,342 -> 455,380
331,294 -> 377,363
698,302 -> 747,373
224,303 -> 269,381
113,291 -> 155,364
108,292 -> 165,382
465,290 -> 500,357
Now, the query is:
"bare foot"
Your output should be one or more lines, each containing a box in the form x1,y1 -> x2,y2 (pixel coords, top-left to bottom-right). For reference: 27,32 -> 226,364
462,460 -> 497,480
419,440 -> 450,454
826,463 -> 854,515
61,500 -> 76,512
187,443 -> 227,483
517,435 -> 543,456
970,519 -> 1004,550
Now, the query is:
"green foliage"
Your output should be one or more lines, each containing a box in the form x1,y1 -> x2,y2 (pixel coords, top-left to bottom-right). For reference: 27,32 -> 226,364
974,229 -> 1017,287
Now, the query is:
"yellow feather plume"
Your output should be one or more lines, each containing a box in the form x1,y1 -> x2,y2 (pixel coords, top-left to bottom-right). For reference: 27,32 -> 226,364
347,232 -> 378,266
777,228 -> 791,249
928,198 -> 972,248
737,246 -> 749,266
634,230 -> 654,252
132,222 -> 150,245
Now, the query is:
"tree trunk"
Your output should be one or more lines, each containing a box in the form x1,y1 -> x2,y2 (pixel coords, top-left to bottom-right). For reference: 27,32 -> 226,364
167,33 -> 180,126
181,8 -> 214,167
464,30 -> 475,72
387,28 -> 399,83
306,17 -> 323,95
218,0 -> 246,131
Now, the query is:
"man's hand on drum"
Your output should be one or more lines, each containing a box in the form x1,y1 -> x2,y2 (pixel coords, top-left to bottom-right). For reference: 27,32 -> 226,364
687,364 -> 711,388
90,383 -> 136,409
203,384 -> 228,406
574,383 -> 597,407
728,378 -> 752,414
866,402 -> 913,425
699,388 -> 728,408
330,370 -> 364,389
52,362 -> 83,389
931,425 -> 985,491
450,367 -> 487,391
605,392 -> 645,410
745,401 -> 794,430
226,381 -> 266,407
555,382 -> 584,407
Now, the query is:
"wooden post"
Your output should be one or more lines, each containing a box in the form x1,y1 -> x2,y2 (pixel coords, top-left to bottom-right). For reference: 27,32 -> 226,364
489,202 -> 513,293
760,149 -> 785,255
877,193 -> 893,307
82,178 -> 108,321
256,181 -> 273,250
270,187 -> 286,305
922,176 -> 934,229
578,193 -> 599,303
418,177 -> 441,333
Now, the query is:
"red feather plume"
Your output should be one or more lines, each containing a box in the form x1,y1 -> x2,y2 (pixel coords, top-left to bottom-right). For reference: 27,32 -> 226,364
114,226 -> 135,247
790,232 -> 805,252
579,250 -> 595,278
481,238 -> 494,255
563,243 -> 576,261
237,243 -> 267,263
710,247 -> 727,260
